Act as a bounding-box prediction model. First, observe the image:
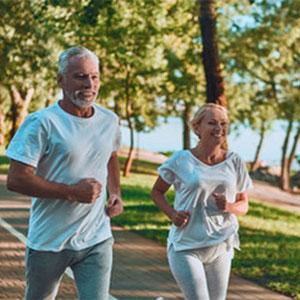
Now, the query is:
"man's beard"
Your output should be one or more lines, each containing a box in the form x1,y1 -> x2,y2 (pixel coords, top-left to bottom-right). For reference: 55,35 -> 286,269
67,90 -> 96,108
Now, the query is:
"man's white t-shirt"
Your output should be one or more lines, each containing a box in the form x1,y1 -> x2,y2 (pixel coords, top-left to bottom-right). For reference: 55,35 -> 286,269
6,102 -> 121,251
158,150 -> 252,252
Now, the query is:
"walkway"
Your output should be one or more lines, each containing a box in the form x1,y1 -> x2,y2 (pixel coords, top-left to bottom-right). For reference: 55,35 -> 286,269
0,175 -> 294,299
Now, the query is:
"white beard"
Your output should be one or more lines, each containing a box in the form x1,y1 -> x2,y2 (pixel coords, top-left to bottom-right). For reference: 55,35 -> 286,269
67,90 -> 96,108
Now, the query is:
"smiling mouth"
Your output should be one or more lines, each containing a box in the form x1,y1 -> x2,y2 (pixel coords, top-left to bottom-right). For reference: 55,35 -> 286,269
75,91 -> 95,98
212,133 -> 223,138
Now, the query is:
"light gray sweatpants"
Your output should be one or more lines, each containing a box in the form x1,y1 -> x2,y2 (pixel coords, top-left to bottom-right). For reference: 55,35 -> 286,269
168,242 -> 233,300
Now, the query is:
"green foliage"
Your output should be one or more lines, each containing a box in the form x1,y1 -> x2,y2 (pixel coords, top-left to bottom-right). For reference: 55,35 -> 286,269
0,155 -> 9,174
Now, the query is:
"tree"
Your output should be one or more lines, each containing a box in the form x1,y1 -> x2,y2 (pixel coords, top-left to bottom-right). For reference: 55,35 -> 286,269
161,0 -> 205,149
198,0 -> 226,106
223,0 -> 300,190
0,0 -> 58,142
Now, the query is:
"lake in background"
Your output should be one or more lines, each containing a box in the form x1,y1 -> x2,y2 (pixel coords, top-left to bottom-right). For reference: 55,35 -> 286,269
121,117 -> 300,171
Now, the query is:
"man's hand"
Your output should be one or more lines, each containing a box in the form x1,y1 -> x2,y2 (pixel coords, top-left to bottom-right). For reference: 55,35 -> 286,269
171,210 -> 190,227
213,193 -> 231,212
106,194 -> 123,218
69,178 -> 102,203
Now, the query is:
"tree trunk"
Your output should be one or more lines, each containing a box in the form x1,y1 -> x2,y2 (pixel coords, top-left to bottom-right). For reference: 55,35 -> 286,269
123,70 -> 134,177
9,85 -> 34,140
250,122 -> 266,171
280,120 -> 293,191
198,0 -> 226,107
287,123 -> 300,181
0,104 -> 5,146
182,102 -> 192,149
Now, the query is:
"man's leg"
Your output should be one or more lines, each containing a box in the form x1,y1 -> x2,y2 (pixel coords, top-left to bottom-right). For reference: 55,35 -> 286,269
71,237 -> 114,300
25,247 -> 70,300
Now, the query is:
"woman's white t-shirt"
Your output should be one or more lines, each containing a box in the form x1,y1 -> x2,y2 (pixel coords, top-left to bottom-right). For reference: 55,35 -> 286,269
158,150 -> 252,252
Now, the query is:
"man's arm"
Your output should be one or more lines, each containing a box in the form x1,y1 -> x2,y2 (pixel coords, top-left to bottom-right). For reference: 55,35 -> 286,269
7,160 -> 101,204
106,151 -> 123,217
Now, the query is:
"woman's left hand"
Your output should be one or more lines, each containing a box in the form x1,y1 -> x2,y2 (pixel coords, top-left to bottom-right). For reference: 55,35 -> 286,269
213,193 -> 231,212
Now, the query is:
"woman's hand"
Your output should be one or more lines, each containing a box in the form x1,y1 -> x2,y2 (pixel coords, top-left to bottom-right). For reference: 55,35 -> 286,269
213,192 -> 249,216
213,193 -> 231,212
171,210 -> 191,227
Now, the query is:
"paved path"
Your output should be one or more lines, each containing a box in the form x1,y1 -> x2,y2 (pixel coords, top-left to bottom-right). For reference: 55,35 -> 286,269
249,180 -> 300,214
0,175 -> 294,299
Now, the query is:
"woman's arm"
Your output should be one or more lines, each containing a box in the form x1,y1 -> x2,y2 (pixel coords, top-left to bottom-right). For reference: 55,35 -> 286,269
151,176 -> 190,226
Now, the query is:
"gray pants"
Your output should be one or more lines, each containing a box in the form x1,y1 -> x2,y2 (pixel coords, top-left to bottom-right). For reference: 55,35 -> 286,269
25,237 -> 113,300
168,242 -> 233,300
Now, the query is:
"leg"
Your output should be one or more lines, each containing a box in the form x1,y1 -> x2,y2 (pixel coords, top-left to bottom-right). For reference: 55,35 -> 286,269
204,248 -> 233,300
71,238 -> 113,300
25,247 -> 70,300
167,246 -> 210,300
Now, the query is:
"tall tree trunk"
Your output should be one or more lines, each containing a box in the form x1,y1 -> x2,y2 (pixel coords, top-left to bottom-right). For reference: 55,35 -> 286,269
198,0 -> 226,107
0,104 -> 5,146
280,120 -> 293,191
182,102 -> 192,149
287,123 -> 300,182
251,122 -> 266,171
9,85 -> 34,140
123,71 -> 134,177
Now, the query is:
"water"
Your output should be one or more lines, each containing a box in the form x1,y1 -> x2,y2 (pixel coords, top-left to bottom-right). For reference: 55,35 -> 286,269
120,117 -> 300,170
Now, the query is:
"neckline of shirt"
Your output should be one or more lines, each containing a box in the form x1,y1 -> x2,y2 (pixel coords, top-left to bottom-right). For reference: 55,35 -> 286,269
55,101 -> 98,122
186,149 -> 233,168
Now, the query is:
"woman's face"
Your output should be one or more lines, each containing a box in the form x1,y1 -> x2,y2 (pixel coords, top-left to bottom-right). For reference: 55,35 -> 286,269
196,108 -> 229,144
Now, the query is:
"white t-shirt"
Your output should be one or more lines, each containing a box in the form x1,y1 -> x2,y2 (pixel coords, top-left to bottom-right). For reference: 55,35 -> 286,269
158,150 -> 252,252
6,102 -> 121,251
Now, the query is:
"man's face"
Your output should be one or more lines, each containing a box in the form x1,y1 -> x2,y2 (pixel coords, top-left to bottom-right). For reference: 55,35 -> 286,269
59,56 -> 100,108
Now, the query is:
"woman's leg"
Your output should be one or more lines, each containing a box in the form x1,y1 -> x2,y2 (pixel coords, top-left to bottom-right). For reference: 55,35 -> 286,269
168,245 -> 210,300
204,248 -> 233,300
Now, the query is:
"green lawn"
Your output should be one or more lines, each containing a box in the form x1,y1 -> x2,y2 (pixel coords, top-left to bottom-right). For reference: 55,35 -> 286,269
113,172 -> 300,300
0,155 -> 9,174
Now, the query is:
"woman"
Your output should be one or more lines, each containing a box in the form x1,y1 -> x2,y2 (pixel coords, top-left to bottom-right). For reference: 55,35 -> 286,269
151,103 -> 252,300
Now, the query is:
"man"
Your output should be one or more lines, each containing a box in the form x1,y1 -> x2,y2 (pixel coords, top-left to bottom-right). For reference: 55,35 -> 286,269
6,47 -> 123,300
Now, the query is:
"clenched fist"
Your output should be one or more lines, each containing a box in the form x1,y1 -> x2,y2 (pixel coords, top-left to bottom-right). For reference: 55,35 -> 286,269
171,210 -> 190,227
213,193 -> 231,212
69,178 -> 102,203
106,194 -> 123,218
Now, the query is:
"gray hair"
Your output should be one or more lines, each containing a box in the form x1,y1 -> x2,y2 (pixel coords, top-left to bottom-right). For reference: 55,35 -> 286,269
58,46 -> 99,75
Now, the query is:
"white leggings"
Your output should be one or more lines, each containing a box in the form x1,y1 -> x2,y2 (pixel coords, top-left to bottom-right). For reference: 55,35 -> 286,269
168,243 -> 233,300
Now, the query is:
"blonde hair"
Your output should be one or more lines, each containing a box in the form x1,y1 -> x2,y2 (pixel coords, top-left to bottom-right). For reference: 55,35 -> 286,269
191,103 -> 229,150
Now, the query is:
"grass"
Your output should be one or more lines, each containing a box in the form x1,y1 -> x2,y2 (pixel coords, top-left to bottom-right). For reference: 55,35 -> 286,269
0,155 -> 9,174
113,172 -> 300,300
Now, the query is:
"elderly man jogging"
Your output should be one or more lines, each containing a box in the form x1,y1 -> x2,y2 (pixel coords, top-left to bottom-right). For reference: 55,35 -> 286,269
6,46 -> 123,300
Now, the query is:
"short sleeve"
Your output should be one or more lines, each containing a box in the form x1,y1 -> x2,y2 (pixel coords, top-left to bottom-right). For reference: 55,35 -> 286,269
112,123 -> 122,152
5,113 -> 48,168
234,155 -> 253,193
158,153 -> 179,185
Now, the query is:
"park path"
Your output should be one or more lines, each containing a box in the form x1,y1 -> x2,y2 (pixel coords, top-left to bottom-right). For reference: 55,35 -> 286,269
0,174 -> 294,300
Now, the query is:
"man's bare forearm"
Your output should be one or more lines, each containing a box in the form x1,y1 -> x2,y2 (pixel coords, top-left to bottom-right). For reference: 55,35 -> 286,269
7,160 -> 101,203
7,170 -> 72,200
107,152 -> 121,196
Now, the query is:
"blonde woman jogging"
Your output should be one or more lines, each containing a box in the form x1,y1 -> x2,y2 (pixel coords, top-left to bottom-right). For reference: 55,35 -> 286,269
151,103 -> 252,300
